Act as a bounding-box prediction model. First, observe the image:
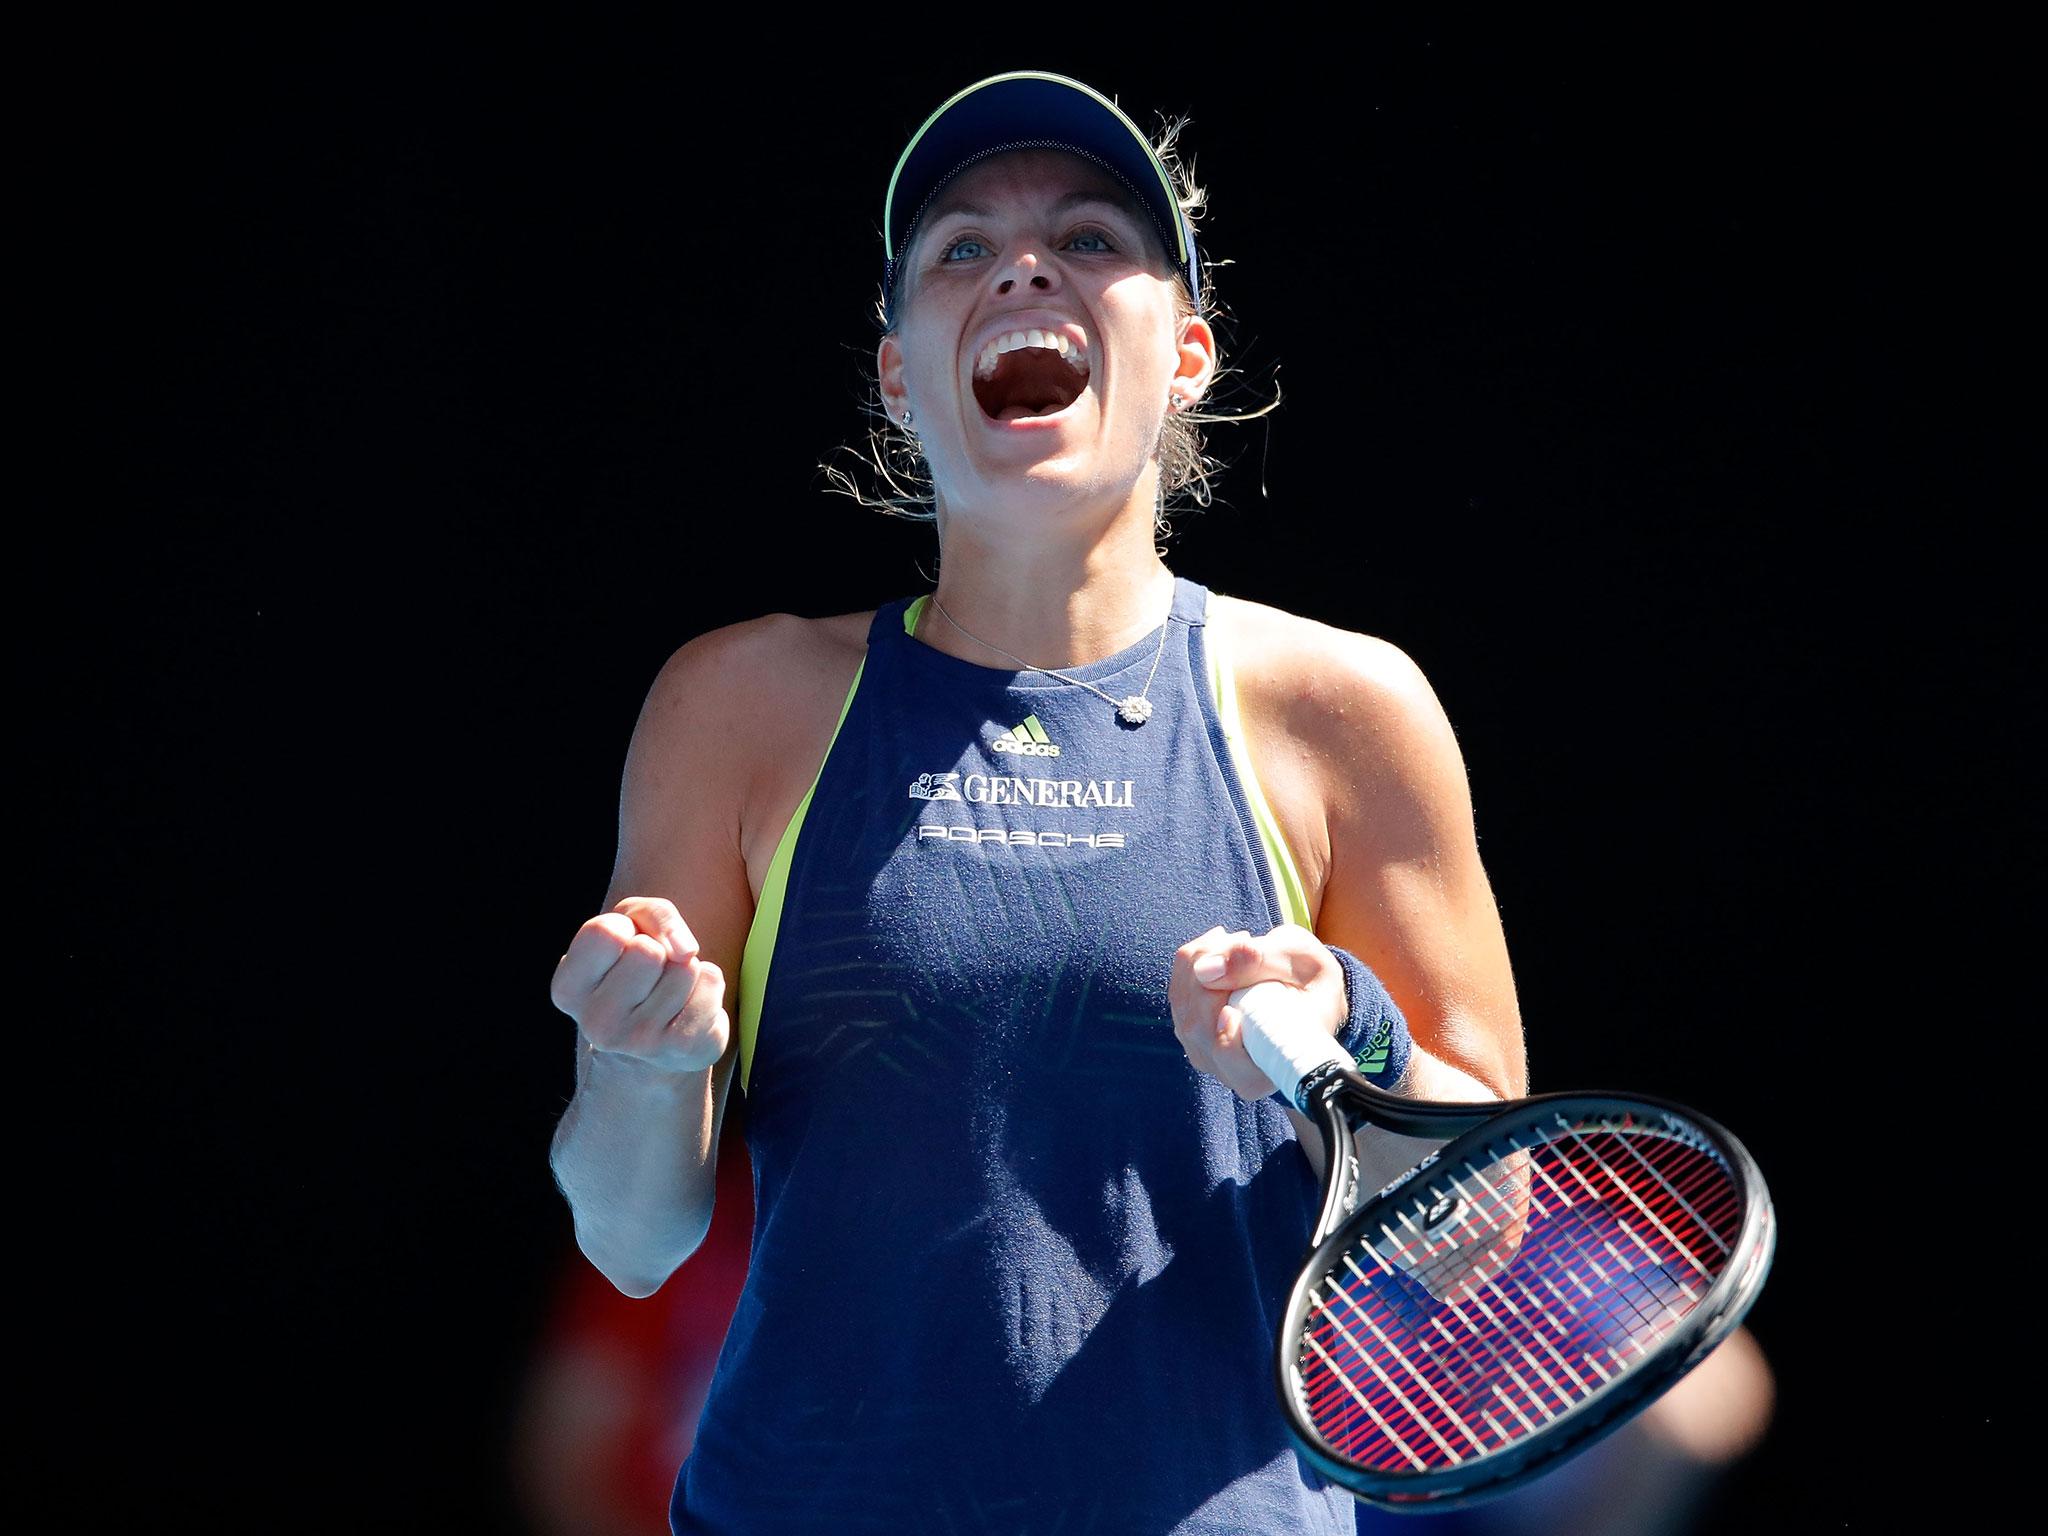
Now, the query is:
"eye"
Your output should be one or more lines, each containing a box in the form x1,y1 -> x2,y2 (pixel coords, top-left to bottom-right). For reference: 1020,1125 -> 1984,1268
1066,227 -> 1116,253
939,236 -> 991,263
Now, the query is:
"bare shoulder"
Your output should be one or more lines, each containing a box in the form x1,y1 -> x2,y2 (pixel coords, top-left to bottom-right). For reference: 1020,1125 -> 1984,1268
630,608 -> 874,901
1206,590 -> 1478,922
634,610 -> 871,783
648,609 -> 870,717
1208,592 -> 1451,751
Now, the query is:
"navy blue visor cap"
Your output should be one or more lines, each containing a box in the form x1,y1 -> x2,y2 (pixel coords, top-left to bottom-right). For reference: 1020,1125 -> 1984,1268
881,71 -> 1200,326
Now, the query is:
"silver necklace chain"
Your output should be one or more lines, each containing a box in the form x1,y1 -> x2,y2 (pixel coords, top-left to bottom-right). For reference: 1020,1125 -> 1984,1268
927,591 -> 1173,725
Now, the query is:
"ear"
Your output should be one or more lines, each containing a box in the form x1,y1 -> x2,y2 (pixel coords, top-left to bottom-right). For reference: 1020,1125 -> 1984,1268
1171,315 -> 1219,410
878,333 -> 910,426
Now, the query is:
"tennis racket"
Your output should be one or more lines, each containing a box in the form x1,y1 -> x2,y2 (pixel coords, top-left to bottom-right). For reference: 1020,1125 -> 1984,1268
1231,978 -> 1776,1512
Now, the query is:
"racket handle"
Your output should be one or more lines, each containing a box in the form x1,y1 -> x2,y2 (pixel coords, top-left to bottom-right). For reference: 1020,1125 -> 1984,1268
1230,980 -> 1352,1109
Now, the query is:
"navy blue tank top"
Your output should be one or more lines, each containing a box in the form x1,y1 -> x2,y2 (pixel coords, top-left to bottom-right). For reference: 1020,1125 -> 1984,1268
670,577 -> 1352,1535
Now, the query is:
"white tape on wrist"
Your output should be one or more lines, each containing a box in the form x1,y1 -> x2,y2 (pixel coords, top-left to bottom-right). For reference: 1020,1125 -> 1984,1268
1230,980 -> 1351,1107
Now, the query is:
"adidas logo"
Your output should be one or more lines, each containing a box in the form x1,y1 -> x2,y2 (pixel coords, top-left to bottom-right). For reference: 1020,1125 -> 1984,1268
1355,1018 -> 1394,1076
991,715 -> 1061,757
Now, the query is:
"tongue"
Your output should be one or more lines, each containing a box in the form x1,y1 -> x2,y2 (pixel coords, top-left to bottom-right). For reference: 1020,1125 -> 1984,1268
998,404 -> 1049,421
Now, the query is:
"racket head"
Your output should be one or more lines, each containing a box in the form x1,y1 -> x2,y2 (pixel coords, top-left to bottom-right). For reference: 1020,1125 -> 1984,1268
1279,1082 -> 1775,1511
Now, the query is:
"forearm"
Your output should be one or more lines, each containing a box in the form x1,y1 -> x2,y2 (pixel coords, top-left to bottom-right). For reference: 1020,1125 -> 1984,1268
548,1043 -> 720,1296
1391,1041 -> 1503,1105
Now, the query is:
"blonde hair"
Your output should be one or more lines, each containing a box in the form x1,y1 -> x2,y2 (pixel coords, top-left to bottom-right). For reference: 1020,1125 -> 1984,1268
822,113 -> 1275,540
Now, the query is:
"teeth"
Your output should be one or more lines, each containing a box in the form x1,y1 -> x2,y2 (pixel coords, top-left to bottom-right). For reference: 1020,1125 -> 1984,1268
974,329 -> 1089,380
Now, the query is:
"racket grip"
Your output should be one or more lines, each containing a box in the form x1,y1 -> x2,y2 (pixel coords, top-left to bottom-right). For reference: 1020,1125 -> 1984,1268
1230,980 -> 1352,1109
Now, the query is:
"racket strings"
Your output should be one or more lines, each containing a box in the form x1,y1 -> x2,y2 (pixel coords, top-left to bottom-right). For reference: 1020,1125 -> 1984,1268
1302,1130 -> 1740,1467
1314,1134 -> 1739,1460
1304,1171 -> 1714,1467
1296,1121 -> 1744,1474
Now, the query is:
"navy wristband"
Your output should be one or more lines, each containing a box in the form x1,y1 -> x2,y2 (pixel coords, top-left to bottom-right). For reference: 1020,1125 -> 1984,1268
1325,944 -> 1413,1088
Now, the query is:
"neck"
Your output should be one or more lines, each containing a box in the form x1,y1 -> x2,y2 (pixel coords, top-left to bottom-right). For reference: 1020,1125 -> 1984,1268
919,503 -> 1174,670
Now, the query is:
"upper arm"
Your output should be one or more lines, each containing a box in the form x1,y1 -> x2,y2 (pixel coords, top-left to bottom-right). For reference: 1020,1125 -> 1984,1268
586,612 -> 866,1116
604,628 -> 760,963
1310,634 -> 1523,1097
580,625 -> 774,1119
1295,632 -> 1526,1098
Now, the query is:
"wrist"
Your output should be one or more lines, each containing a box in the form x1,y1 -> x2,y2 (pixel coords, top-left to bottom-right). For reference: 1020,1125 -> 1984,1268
585,1039 -> 708,1092
1323,944 -> 1413,1089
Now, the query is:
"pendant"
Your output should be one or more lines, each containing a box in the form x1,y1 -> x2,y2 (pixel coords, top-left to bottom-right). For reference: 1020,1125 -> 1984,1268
1117,696 -> 1154,724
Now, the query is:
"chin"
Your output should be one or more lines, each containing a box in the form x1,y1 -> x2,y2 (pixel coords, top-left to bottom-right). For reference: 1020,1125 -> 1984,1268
962,456 -> 1157,529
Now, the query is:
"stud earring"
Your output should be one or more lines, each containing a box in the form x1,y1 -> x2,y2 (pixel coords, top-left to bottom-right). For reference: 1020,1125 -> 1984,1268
901,409 -> 915,432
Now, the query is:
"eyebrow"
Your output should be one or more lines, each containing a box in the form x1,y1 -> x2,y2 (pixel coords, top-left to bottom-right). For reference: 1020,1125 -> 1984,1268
923,189 -> 1136,228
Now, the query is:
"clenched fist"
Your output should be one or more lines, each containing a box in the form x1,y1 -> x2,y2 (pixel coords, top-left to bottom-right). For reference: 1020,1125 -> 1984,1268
1169,922 -> 1346,1101
550,896 -> 730,1074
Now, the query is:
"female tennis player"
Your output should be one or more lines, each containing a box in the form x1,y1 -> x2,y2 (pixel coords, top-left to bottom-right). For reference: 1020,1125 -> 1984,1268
547,71 -> 1525,1534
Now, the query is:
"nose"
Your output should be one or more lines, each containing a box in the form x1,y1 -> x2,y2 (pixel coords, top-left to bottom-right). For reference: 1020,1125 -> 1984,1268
994,247 -> 1057,298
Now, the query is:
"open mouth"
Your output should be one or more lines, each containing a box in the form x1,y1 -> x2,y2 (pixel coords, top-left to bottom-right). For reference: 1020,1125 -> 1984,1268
971,329 -> 1091,422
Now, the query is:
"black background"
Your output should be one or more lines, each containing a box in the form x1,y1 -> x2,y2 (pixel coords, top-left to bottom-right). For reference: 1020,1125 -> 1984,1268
42,16 -> 2018,1532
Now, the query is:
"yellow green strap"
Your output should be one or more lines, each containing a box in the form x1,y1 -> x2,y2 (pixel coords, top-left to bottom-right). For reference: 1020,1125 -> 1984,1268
1207,620 -> 1312,929
737,655 -> 867,1092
